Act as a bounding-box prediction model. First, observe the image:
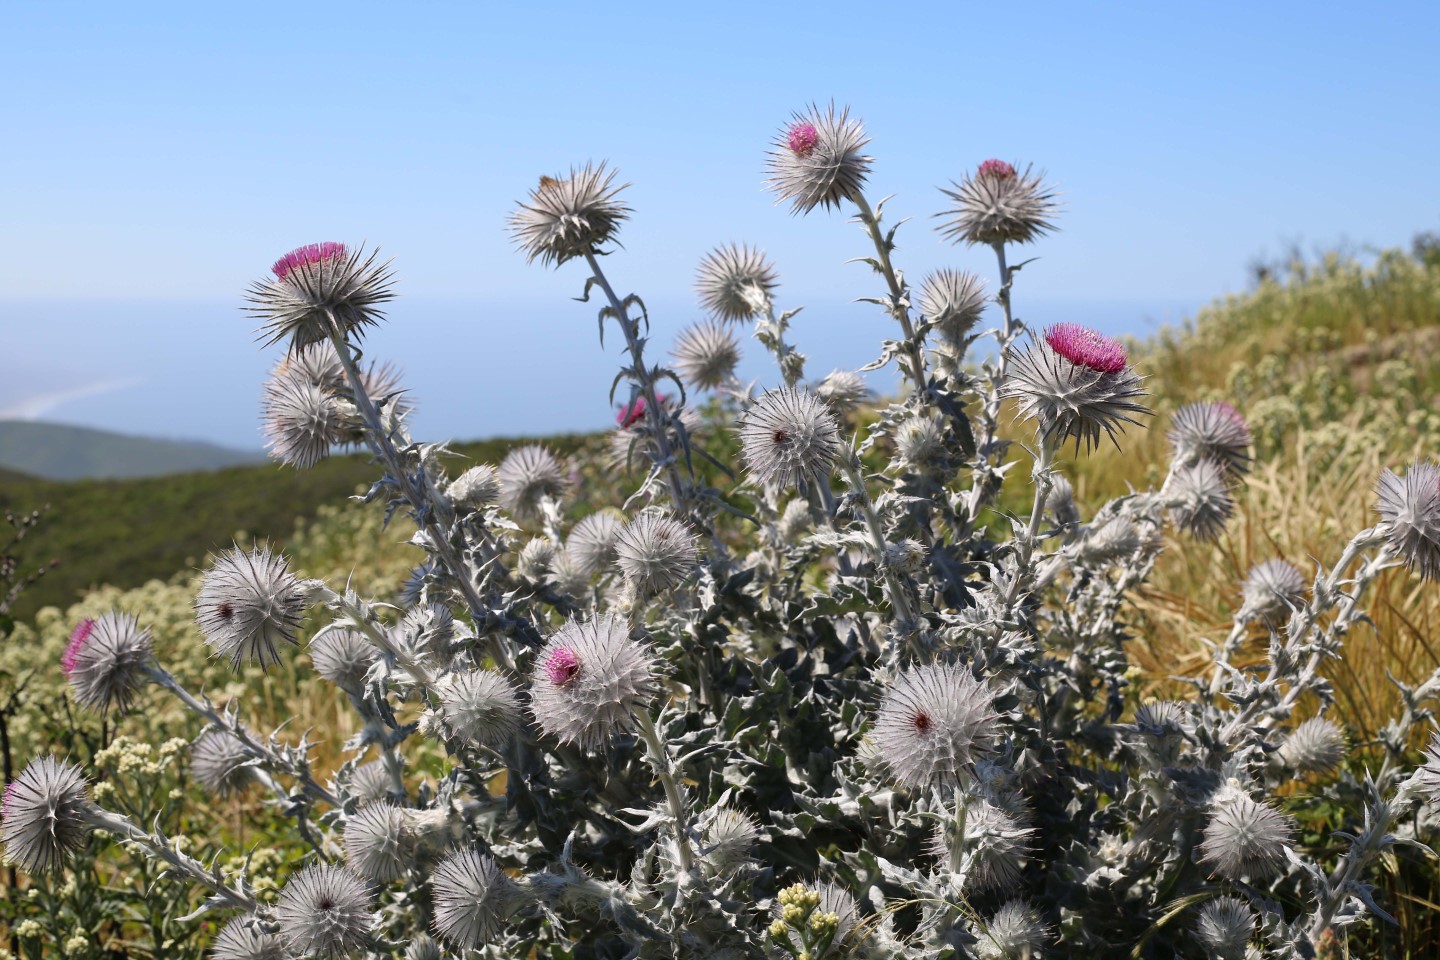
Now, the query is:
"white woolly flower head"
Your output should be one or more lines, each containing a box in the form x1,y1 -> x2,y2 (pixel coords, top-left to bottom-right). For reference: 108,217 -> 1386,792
695,243 -> 779,321
1277,717 -> 1346,775
274,864 -> 375,958
700,805 -> 762,876
918,268 -> 987,345
1074,516 -> 1146,565
345,760 -> 393,806
1169,459 -> 1235,541
930,797 -> 1033,892
1376,460 -> 1440,581
937,160 -> 1059,248
1239,558 -> 1307,625
190,729 -> 257,798
516,537 -> 559,583
245,242 -> 395,352
1,756 -> 91,874
308,629 -> 377,692
672,320 -> 742,389
975,899 -> 1050,960
1194,896 -> 1254,960
61,611 -> 152,714
528,614 -> 660,750
1199,794 -> 1295,880
765,103 -> 873,215
509,163 -> 630,267
614,512 -> 698,595
261,366 -> 346,470
448,464 -> 501,508
435,669 -> 523,749
194,545 -> 307,670
739,387 -> 842,489
1415,733 -> 1440,806
895,415 -> 945,468
1170,401 -> 1252,477
431,848 -> 518,949
1002,324 -> 1149,452
814,369 -> 871,414
873,662 -> 999,788
1046,475 -> 1080,528
344,803 -> 408,883
210,915 -> 287,960
567,510 -> 626,578
497,444 -> 567,519
402,935 -> 444,960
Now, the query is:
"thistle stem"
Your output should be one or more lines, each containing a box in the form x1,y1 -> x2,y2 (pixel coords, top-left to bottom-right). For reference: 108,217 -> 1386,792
998,433 -> 1058,615
82,805 -> 258,912
633,710 -> 694,873
840,453 -> 915,627
850,193 -> 927,394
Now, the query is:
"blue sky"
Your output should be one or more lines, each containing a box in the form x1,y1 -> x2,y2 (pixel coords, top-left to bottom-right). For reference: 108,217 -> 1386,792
2,1 -> 1437,449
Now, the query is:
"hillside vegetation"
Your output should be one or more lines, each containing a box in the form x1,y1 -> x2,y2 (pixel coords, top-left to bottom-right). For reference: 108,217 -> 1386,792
0,420 -> 263,480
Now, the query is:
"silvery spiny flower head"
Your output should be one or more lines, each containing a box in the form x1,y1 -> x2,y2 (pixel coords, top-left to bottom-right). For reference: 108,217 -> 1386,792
1239,558 -> 1307,625
431,848 -> 518,949
1169,459 -> 1235,541
245,242 -> 395,352
344,802 -> 408,883
261,366 -> 346,470
190,729 -> 257,797
765,103 -> 873,215
895,415 -> 945,467
194,545 -> 307,670
1,756 -> 91,874
918,268 -> 987,344
814,369 -> 871,414
1194,896 -> 1254,960
447,464 -> 501,508
346,760 -> 392,806
777,499 -> 814,543
274,864 -> 375,958
739,387 -> 842,488
1170,401 -> 1252,477
882,538 -> 927,576
1046,475 -> 1080,528
509,163 -> 629,267
435,669 -> 523,748
1074,515 -> 1145,565
516,537 -> 559,583
614,512 -> 698,595
528,614 -> 660,750
1199,794 -> 1295,880
695,243 -> 779,321
497,444 -> 567,519
1277,717 -> 1346,774
567,510 -> 626,577
672,320 -> 741,389
1376,460 -> 1440,580
1003,324 -> 1149,452
700,805 -> 761,876
1415,733 -> 1440,805
874,662 -> 999,788
402,935 -> 444,960
309,629 -> 377,691
1133,700 -> 1187,765
975,900 -> 1049,960
549,551 -> 591,599
211,915 -> 287,960
937,160 -> 1058,248
61,611 -> 152,714
930,797 -> 1033,892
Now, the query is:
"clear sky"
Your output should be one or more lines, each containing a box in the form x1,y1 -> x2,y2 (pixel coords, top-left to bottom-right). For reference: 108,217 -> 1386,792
2,1 -> 1437,450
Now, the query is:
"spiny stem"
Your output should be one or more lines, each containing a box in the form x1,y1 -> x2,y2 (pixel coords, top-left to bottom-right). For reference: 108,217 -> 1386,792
83,806 -> 258,912
839,453 -> 915,627
633,710 -> 694,872
850,192 -> 928,394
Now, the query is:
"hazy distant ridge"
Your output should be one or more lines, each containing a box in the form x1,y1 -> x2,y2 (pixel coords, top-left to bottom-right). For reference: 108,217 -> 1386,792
0,420 -> 262,480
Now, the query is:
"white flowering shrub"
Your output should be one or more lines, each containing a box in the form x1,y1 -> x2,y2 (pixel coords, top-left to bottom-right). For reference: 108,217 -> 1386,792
6,105 -> 1440,960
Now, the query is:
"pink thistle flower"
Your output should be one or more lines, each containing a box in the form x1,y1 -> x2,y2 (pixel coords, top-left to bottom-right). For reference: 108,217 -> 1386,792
786,122 -> 819,156
544,647 -> 581,686
617,394 -> 668,429
271,242 -> 348,280
1043,323 -> 1128,374
976,159 -> 1018,180
60,619 -> 96,676
1,779 -> 16,816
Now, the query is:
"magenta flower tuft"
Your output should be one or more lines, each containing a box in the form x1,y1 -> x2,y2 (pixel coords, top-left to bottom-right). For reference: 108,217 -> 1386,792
977,159 -> 1018,180
787,123 -> 820,156
544,647 -> 582,686
617,393 -> 668,429
61,619 -> 96,676
1044,323 -> 1128,374
271,242 -> 347,280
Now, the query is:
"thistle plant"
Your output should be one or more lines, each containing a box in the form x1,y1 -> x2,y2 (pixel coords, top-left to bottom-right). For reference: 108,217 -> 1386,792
7,104 -> 1440,960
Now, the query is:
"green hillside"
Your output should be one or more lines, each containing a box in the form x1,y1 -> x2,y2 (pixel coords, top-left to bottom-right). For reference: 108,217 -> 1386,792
0,420 -> 264,480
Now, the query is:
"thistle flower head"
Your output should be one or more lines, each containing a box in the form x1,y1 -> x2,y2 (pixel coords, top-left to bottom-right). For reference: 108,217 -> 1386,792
874,662 -> 999,788
937,161 -> 1058,247
195,545 -> 307,670
1376,460 -> 1440,580
1239,559 -> 1307,625
672,320 -> 741,389
190,729 -> 256,797
274,864 -> 375,958
403,935 -> 445,960
1277,717 -> 1346,774
931,797 -> 1033,892
1,756 -> 90,874
344,803 -> 407,883
608,399 -> 701,470
210,915 -> 288,960
700,806 -> 761,875
528,614 -> 660,750
308,629 -> 377,691
1170,401 -> 1252,476
975,900 -> 1049,960
497,444 -> 567,519
509,163 -> 629,267
1199,794 -> 1295,879
245,242 -> 394,352
895,415 -> 945,467
918,269 -> 987,344
431,848 -> 518,949
739,387 -> 842,488
346,760 -> 392,806
448,464 -> 501,508
765,103 -> 873,215
813,369 -> 871,414
1194,896 -> 1254,960
1003,325 -> 1149,452
261,368 -> 345,470
1046,475 -> 1080,528
616,394 -> 655,429
62,611 -> 152,714
815,881 -> 860,944
1169,459 -> 1235,541
1074,515 -> 1147,565
614,512 -> 698,595
566,510 -> 626,577
1415,733 -> 1440,805
695,243 -> 779,321
435,670 -> 523,748
516,537 -> 559,583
